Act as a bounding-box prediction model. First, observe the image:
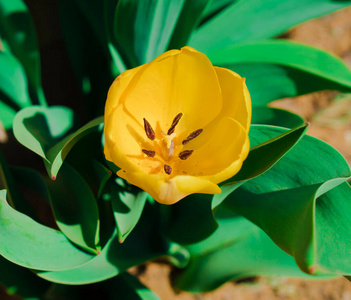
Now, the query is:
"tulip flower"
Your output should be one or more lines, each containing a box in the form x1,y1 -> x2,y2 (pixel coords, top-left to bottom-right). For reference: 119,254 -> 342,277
104,47 -> 251,205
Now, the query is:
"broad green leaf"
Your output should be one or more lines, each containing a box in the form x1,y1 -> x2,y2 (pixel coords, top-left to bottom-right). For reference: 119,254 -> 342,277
190,0 -> 351,54
0,101 -> 16,130
212,124 -> 308,209
221,129 -> 351,274
0,190 -> 94,271
114,0 -> 184,66
251,106 -> 304,128
0,255 -> 51,299
44,274 -> 159,300
36,203 -> 167,284
175,213 -> 321,293
164,194 -> 218,245
45,116 -> 104,179
201,0 -> 237,20
47,163 -> 100,253
0,0 -> 43,105
210,41 -> 351,104
13,106 -> 75,161
0,51 -> 31,110
168,0 -> 210,49
111,178 -> 148,243
226,63 -> 351,106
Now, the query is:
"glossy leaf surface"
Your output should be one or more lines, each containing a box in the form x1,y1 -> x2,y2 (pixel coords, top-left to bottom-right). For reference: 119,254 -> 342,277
190,0 -> 351,54
0,190 -> 94,271
47,163 -> 100,253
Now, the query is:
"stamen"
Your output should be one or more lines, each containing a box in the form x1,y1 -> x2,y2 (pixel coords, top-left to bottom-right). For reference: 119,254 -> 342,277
167,113 -> 183,135
179,150 -> 193,160
142,149 -> 156,157
164,164 -> 172,175
182,129 -> 203,145
143,118 -> 155,140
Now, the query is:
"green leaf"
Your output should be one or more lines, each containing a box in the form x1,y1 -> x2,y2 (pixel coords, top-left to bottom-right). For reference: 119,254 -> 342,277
0,255 -> 51,299
226,63 -> 351,106
44,274 -> 159,300
0,51 -> 31,110
221,129 -> 351,275
45,116 -> 104,179
0,101 -> 16,130
0,190 -> 94,271
164,194 -> 218,244
210,41 -> 351,104
251,106 -> 304,128
47,163 -> 100,254
114,0 -> 184,66
175,213 -> 322,293
13,105 -> 75,161
212,123 -> 308,209
0,0 -> 44,105
201,0 -> 237,20
168,0 -> 211,49
36,203 -> 167,284
190,0 -> 351,54
111,178 -> 148,243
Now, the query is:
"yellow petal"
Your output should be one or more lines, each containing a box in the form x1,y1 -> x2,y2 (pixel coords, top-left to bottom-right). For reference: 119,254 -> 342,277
105,104 -> 162,173
104,65 -> 143,119
117,170 -> 221,205
214,67 -> 252,132
123,47 -> 222,136
174,117 -> 249,183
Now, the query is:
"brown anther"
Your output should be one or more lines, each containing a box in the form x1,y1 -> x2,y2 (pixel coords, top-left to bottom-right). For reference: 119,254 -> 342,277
179,150 -> 194,160
167,113 -> 183,135
164,164 -> 172,175
142,149 -> 156,157
143,118 -> 155,140
182,129 -> 203,145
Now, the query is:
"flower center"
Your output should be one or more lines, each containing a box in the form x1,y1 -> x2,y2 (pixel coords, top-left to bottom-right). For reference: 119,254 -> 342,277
142,113 -> 203,175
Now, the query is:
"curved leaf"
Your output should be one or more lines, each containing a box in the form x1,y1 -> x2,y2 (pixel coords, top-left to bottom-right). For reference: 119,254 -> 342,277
111,178 -> 148,243
47,163 -> 100,253
13,105 -> 75,160
225,63 -> 351,106
213,123 -> 308,209
45,116 -> 104,179
221,129 -> 351,275
0,51 -> 31,110
190,0 -> 351,54
175,213 -> 323,293
114,0 -> 184,66
0,190 -> 94,271
0,0 -> 43,104
36,203 -> 168,284
251,106 -> 304,128
210,41 -> 351,105
168,0 -> 210,49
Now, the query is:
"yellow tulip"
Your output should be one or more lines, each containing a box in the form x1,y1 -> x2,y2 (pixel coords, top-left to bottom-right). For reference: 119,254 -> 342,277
104,47 -> 251,205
